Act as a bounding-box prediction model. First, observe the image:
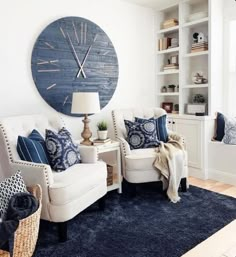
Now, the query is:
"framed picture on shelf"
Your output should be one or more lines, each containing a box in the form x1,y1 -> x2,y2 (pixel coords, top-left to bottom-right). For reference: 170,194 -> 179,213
170,55 -> 178,65
162,102 -> 173,113
186,103 -> 207,115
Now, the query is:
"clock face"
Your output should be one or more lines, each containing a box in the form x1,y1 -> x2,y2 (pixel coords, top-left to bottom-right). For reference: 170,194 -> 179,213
31,16 -> 119,116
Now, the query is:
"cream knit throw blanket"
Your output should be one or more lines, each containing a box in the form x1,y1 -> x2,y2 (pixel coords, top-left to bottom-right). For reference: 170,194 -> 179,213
154,136 -> 185,203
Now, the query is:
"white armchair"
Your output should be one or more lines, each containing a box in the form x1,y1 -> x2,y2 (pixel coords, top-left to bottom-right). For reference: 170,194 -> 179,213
112,108 -> 188,192
0,114 -> 107,241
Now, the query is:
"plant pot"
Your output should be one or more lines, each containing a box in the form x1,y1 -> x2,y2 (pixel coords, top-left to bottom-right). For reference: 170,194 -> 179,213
97,130 -> 108,140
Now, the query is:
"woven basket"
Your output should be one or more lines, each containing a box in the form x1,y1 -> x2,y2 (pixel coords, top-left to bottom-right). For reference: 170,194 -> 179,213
0,184 -> 42,257
107,165 -> 113,186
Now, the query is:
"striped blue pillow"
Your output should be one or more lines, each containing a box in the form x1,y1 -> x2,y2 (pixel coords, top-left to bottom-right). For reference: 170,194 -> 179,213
135,115 -> 168,143
17,129 -> 50,164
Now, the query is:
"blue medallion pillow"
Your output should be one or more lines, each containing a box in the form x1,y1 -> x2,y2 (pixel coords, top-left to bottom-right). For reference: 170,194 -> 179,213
135,115 -> 168,143
17,129 -> 50,164
222,117 -> 236,145
124,119 -> 160,150
214,112 -> 225,141
45,127 -> 81,172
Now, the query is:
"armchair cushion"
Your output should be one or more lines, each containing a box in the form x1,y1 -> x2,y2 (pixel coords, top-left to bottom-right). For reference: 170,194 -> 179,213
17,129 -> 50,165
49,162 -> 107,205
135,115 -> 168,143
45,128 -> 81,172
124,119 -> 160,149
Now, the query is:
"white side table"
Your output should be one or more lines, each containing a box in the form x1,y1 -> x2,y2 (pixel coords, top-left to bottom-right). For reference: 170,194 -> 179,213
94,141 -> 122,194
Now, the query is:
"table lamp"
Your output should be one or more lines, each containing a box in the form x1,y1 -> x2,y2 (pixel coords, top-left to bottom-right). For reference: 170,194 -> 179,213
71,92 -> 100,145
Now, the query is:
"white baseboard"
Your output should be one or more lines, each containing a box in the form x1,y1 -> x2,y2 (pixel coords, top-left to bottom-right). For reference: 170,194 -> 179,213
189,166 -> 207,180
208,168 -> 236,186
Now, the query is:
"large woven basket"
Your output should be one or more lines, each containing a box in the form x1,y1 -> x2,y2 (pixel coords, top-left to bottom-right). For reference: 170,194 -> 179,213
0,184 -> 42,257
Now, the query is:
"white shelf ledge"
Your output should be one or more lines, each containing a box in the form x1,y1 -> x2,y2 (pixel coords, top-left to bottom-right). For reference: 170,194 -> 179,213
157,92 -> 179,96
107,183 -> 119,192
183,17 -> 209,28
157,47 -> 179,54
157,25 -> 179,34
158,70 -> 179,75
184,50 -> 209,57
183,84 -> 209,89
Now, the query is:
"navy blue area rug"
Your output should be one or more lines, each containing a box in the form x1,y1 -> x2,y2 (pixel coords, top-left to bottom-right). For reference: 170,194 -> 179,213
34,184 -> 236,257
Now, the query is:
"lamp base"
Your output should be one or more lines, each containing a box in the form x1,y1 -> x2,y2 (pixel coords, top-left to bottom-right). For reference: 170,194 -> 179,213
80,138 -> 93,146
81,114 -> 93,146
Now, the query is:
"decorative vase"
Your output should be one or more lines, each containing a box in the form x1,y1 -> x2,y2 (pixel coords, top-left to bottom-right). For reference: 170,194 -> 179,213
97,130 -> 108,140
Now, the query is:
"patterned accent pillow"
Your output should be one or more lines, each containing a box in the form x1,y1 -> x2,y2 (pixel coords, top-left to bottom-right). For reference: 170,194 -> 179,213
124,120 -> 160,150
214,112 -> 225,141
17,129 -> 50,164
45,128 -> 81,172
222,117 -> 236,145
0,171 -> 27,216
135,115 -> 168,143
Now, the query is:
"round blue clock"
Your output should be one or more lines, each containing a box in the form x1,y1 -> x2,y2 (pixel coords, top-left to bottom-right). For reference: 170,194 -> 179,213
31,17 -> 119,116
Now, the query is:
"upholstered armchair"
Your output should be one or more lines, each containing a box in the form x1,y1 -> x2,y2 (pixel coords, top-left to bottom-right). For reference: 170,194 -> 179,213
112,108 -> 188,192
0,114 -> 107,241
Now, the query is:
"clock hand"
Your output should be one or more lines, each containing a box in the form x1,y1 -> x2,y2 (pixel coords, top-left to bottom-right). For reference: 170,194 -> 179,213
66,32 -> 86,78
76,34 -> 98,78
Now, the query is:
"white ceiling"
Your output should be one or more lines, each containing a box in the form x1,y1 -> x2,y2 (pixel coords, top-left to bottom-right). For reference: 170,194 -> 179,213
122,0 -> 179,10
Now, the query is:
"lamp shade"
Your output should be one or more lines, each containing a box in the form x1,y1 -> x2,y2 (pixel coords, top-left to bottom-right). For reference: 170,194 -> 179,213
71,92 -> 100,114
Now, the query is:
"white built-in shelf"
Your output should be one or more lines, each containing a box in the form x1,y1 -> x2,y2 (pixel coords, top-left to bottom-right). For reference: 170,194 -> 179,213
157,92 -> 179,96
157,47 -> 179,55
182,84 -> 209,89
182,0 -> 207,4
183,17 -> 209,28
107,182 -> 120,192
157,25 -> 179,34
158,70 -> 179,75
184,50 -> 209,57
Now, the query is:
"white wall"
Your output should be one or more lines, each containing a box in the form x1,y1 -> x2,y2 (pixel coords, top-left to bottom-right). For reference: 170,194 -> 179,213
0,0 -> 156,139
224,0 -> 236,18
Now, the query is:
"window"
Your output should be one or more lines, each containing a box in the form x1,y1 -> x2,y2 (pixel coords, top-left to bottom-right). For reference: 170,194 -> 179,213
225,19 -> 236,116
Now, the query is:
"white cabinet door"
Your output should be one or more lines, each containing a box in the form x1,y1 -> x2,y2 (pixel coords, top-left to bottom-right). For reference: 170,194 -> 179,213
173,119 -> 202,169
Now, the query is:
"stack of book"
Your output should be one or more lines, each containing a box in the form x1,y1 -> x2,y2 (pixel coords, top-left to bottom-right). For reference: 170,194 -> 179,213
93,138 -> 111,146
158,37 -> 171,51
169,38 -> 179,48
162,19 -> 179,29
163,64 -> 179,71
191,42 -> 208,53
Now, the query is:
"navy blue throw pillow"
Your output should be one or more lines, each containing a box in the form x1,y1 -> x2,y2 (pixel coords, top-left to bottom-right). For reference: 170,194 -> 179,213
135,115 -> 168,143
124,120 -> 160,150
214,112 -> 225,141
45,128 -> 81,172
17,129 -> 50,164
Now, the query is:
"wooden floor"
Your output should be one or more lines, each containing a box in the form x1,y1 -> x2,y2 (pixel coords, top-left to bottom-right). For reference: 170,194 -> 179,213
189,176 -> 236,198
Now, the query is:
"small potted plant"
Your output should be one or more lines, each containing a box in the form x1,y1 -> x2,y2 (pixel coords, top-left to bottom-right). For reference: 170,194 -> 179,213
97,121 -> 108,140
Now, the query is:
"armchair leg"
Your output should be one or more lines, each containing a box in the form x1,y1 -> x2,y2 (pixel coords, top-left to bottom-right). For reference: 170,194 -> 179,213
98,196 -> 106,211
180,178 -> 187,192
130,183 -> 137,197
122,179 -> 137,197
58,222 -> 68,242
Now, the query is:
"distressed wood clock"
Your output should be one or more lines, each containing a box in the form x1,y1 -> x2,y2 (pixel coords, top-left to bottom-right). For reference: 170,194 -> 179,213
31,16 -> 119,116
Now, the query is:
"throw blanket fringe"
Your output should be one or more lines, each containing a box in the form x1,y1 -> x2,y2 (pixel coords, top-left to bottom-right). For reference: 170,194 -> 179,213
154,139 -> 185,203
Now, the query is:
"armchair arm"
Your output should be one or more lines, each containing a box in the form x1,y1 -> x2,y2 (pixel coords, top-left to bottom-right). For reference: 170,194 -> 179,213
10,160 -> 53,220
116,136 -> 131,156
10,160 -> 54,187
168,131 -> 186,149
79,145 -> 98,163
